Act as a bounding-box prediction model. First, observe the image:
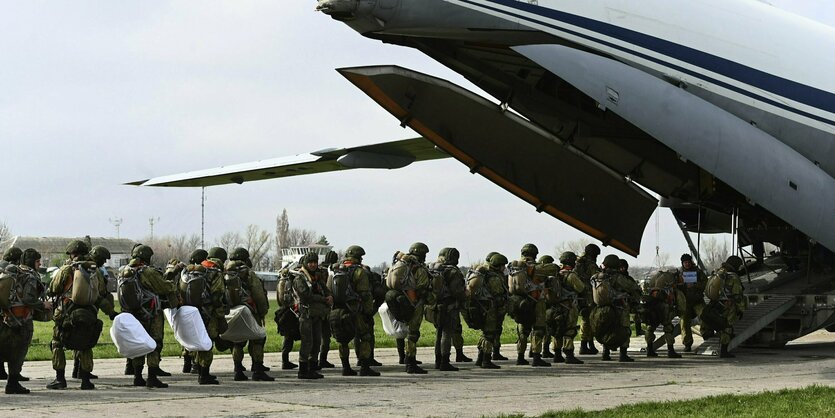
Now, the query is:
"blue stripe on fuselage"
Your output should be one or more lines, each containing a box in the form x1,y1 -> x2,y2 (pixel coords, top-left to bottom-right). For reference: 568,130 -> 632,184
457,0 -> 835,128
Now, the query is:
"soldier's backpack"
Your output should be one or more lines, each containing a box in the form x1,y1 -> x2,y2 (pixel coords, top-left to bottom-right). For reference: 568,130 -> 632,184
384,289 -> 415,322
705,271 -> 725,301
385,252 -> 417,291
466,268 -> 491,301
180,265 -> 212,308
70,262 -> 100,306
328,307 -> 356,343
277,274 -> 294,308
331,265 -> 360,308
591,304 -> 629,349
61,305 -> 103,351
368,270 -> 387,311
507,260 -> 532,296
118,266 -> 159,320
592,274 -> 613,306
700,300 -> 729,331
428,262 -> 449,300
224,263 -> 251,308
0,266 -> 17,310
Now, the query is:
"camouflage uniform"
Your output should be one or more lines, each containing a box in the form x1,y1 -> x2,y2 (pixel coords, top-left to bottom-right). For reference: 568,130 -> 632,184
473,256 -> 507,368
227,258 -> 273,381
180,257 -> 226,384
546,262 -> 585,364
509,251 -> 549,367
677,261 -> 708,350
574,252 -> 600,353
644,271 -> 682,358
293,259 -> 331,379
330,253 -> 379,376
591,257 -> 641,362
702,259 -> 746,357
2,252 -> 47,394
429,248 -> 467,371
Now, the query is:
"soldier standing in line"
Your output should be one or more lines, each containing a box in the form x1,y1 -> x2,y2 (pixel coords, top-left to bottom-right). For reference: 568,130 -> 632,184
678,254 -> 707,352
319,250 -> 339,369
429,247 -> 468,371
389,243 -> 433,374
643,269 -> 683,358
472,253 -> 508,369
228,248 -> 274,381
547,252 -> 585,365
703,255 -> 746,358
508,244 -> 549,367
576,244 -> 601,355
591,255 -> 642,362
618,260 -> 645,339
537,255 -> 556,359
0,247 -> 24,382
292,252 -> 332,379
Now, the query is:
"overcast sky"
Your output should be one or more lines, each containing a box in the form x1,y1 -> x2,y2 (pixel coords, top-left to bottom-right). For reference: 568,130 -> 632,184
1,1 -> 832,267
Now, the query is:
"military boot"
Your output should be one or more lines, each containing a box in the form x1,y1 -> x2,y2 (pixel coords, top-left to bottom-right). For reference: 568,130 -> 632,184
683,344 -> 692,353
319,353 -> 334,369
481,352 -> 501,369
124,358 -> 134,376
341,357 -> 357,376
368,357 -> 383,367
72,357 -> 80,379
475,351 -> 484,367
588,341 -> 600,355
234,361 -> 249,381
492,346 -> 508,361
46,369 -> 67,390
310,360 -> 321,372
440,355 -> 459,371
191,364 -> 201,375
618,347 -> 634,362
579,341 -> 592,355
541,339 -> 554,358
17,374 -> 29,382
531,353 -> 551,367
182,355 -> 192,374
405,356 -> 428,374
434,352 -> 441,370
646,343 -> 658,357
667,344 -> 682,359
155,366 -> 171,377
635,319 -> 645,336
455,349 -> 472,363
564,350 -> 584,365
719,344 -> 735,358
515,352 -> 530,366
146,367 -> 169,389
601,348 -> 612,361
252,363 -> 275,381
281,351 -> 298,370
80,371 -> 96,390
133,365 -> 147,387
552,350 -> 565,364
308,362 -> 324,379
359,359 -> 381,377
0,362 -> 7,380
397,339 -> 406,364
198,365 -> 219,385
4,374 -> 30,395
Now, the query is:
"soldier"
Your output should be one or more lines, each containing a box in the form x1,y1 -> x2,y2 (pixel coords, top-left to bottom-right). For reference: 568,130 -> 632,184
643,269 -> 683,358
227,248 -> 274,381
319,250 -> 339,369
292,252 -> 332,379
47,240 -> 113,390
429,247 -> 468,371
678,254 -> 708,352
508,243 -> 549,367
483,252 -> 509,362
471,253 -> 507,369
161,256 -> 189,373
86,246 -> 124,380
361,267 -> 385,368
576,244 -> 602,355
546,252 -> 585,365
618,260 -> 645,338
537,255 -> 556,358
175,250 -> 205,375
119,245 -> 179,388
0,246 -> 24,382
2,249 -> 51,394
276,261 -> 300,371
180,247 -> 227,385
330,245 -> 380,376
390,242 -> 433,374
703,255 -> 746,358
591,255 -> 641,362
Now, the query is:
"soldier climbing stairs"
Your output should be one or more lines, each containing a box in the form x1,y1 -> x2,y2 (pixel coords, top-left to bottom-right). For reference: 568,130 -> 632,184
695,295 -> 796,355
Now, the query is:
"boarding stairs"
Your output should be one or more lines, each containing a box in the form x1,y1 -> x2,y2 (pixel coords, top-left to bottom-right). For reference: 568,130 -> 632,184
694,295 -> 796,355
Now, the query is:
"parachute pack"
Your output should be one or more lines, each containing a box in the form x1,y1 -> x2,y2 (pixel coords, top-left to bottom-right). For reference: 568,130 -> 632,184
0,266 -> 34,322
591,304 -> 630,350
224,263 -> 252,308
328,307 -> 356,343
428,262 -> 450,300
331,265 -> 360,308
69,262 -> 100,306
700,300 -> 729,331
0,266 -> 17,310
706,271 -> 726,301
592,273 -> 614,306
180,265 -> 212,308
117,266 -> 159,320
61,305 -> 103,351
385,252 -> 417,291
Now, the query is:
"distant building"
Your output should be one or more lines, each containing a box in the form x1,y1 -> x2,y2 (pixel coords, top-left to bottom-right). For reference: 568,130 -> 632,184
280,244 -> 333,267
2,236 -> 137,268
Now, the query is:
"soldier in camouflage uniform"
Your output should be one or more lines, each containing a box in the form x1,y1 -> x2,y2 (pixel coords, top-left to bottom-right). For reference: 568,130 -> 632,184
120,245 -> 179,388
703,255 -> 746,358
576,244 -> 601,355
482,252 -> 509,361
677,254 -> 708,352
592,255 -> 642,362
0,247 -> 24,382
47,240 -> 114,390
509,244 -> 549,367
293,252 -> 332,379
472,253 -> 507,369
170,250 -> 205,375
228,248 -> 274,382
396,242 -> 433,374
537,255 -> 556,358
643,268 -> 682,358
618,260 -> 645,338
2,249 -> 50,394
330,245 -> 380,377
182,247 -> 227,385
545,252 -> 585,365
429,248 -> 468,371
318,250 -> 339,369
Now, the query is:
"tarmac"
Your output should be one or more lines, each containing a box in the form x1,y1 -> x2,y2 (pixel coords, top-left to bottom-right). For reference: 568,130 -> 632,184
3,331 -> 835,417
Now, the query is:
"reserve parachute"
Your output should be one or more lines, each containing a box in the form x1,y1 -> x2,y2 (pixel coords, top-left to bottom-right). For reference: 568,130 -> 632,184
70,262 -> 100,306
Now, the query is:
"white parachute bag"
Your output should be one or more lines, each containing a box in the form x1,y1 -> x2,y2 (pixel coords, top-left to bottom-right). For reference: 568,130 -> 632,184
378,302 -> 409,339
164,306 -> 212,352
220,305 -> 267,343
110,313 -> 156,359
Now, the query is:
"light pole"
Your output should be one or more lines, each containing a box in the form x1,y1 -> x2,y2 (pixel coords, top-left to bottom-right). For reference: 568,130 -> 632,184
149,217 -> 160,240
109,217 -> 123,239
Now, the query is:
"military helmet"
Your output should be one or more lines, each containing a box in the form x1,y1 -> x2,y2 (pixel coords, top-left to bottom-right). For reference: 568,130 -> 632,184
681,253 -> 693,262
65,239 -> 89,256
584,243 -> 601,256
189,249 -> 208,264
602,254 -> 620,268
323,250 -> 339,264
489,253 -> 508,268
2,246 -> 22,263
208,247 -> 228,263
559,251 -> 577,265
345,245 -> 366,260
485,251 -> 499,262
132,245 -> 154,263
408,242 -> 429,257
538,255 -> 554,264
521,243 -> 539,257
22,248 -> 41,268
301,251 -> 319,265
619,259 -> 629,270
90,246 -> 111,265
440,247 -> 460,265
725,255 -> 743,270
230,247 -> 250,262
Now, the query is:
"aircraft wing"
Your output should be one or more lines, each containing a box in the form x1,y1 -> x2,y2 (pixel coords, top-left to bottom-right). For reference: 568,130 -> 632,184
127,138 -> 448,187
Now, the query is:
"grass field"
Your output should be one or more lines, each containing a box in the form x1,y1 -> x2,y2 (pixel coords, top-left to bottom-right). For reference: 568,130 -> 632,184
25,300 -> 532,361
505,385 -> 835,418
